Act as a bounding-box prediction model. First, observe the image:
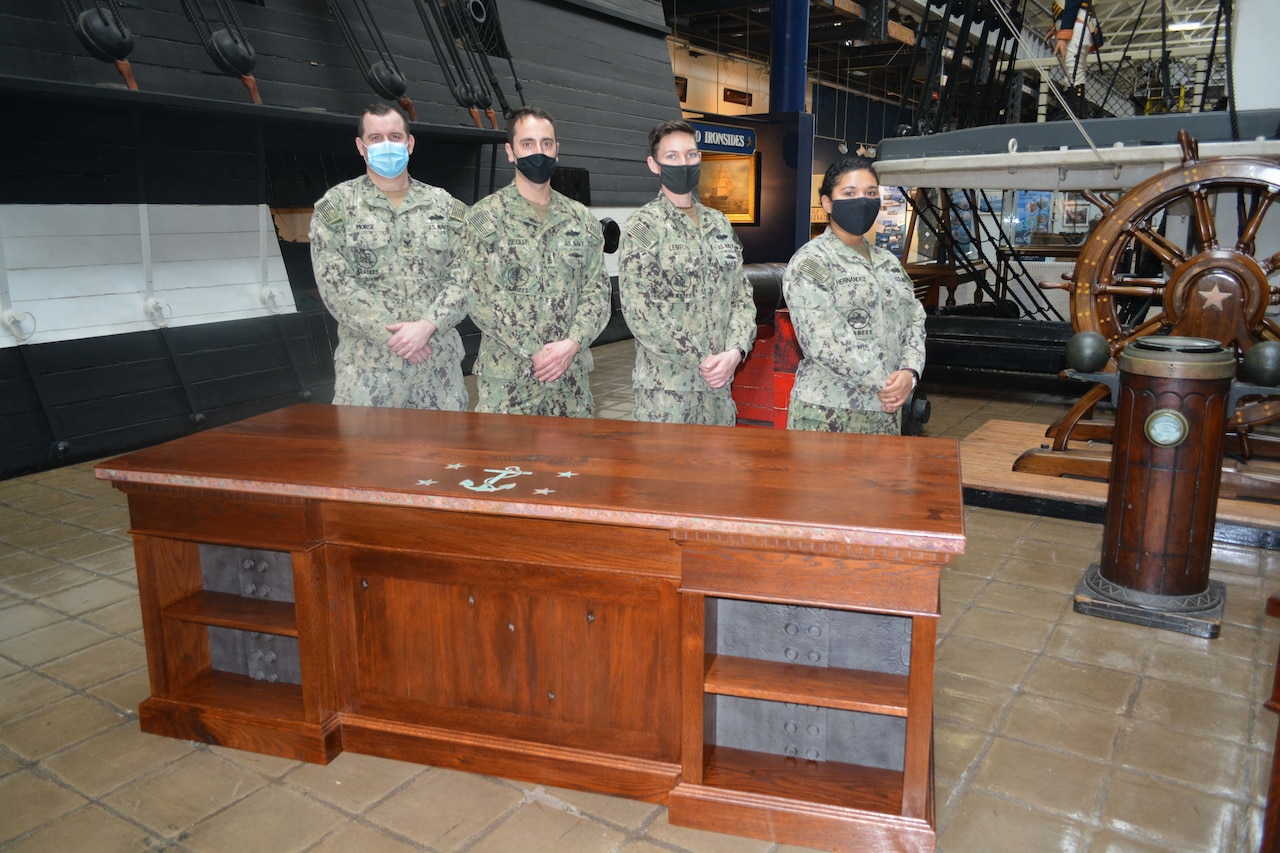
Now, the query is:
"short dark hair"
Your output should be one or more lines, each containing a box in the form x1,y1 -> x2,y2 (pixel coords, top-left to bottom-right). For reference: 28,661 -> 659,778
819,156 -> 878,200
507,106 -> 557,146
358,103 -> 410,138
647,120 -> 696,158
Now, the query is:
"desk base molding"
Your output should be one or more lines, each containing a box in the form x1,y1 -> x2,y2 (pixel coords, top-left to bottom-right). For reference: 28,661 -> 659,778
668,782 -> 936,853
340,714 -> 681,803
139,696 -> 342,764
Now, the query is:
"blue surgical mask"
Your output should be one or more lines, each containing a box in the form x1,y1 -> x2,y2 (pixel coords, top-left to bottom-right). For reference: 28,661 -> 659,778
365,141 -> 410,179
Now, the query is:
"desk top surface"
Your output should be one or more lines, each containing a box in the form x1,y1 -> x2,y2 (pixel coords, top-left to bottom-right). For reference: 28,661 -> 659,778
96,405 -> 964,553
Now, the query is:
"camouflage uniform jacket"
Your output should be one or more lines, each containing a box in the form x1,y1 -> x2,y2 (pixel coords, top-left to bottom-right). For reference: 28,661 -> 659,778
783,228 -> 925,413
459,183 -> 610,415
618,195 -> 756,425
309,175 -> 469,410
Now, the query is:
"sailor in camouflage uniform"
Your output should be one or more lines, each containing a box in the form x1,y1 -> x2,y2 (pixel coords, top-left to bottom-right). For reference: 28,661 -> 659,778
618,120 -> 756,426
459,107 -> 609,418
783,157 -> 925,435
309,103 -> 469,410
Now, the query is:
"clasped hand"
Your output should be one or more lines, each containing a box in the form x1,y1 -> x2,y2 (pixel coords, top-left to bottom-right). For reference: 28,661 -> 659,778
385,319 -> 436,365
877,369 -> 916,414
699,349 -> 744,390
532,339 -> 580,382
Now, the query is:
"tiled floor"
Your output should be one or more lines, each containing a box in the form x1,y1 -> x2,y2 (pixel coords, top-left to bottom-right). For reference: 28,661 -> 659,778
1,339 -> 1277,852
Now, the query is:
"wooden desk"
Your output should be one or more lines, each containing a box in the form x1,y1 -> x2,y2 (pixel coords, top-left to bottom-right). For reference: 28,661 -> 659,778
96,405 -> 964,852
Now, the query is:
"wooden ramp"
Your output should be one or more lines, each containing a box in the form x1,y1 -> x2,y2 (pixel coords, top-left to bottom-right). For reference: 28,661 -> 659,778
960,419 -> 1280,536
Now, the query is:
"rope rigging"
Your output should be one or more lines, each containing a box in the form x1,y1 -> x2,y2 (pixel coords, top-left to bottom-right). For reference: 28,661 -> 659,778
1199,0 -> 1224,111
437,0 -> 500,124
897,1 -> 1032,135
180,0 -> 262,104
902,185 -> 1065,321
930,0 -> 980,134
59,0 -> 138,90
1096,0 -> 1148,116
470,0 -> 527,110
1222,0 -> 1238,141
412,0 -> 487,127
439,0 -> 522,120
985,0 -> 1106,160
325,0 -> 418,120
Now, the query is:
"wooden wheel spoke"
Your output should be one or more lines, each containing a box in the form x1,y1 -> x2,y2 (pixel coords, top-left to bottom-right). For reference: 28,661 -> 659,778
1125,311 -> 1170,339
1113,276 -> 1167,289
1239,190 -> 1278,255
1260,315 -> 1280,343
1098,284 -> 1161,298
1261,251 -> 1280,276
1081,189 -> 1114,213
1130,224 -> 1186,268
1190,188 -> 1218,250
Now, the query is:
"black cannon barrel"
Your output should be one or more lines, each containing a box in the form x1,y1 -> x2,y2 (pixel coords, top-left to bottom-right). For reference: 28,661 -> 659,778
743,262 -> 785,325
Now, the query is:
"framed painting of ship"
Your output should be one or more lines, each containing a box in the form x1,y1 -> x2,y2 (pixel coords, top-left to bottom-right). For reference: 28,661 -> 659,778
698,152 -> 759,224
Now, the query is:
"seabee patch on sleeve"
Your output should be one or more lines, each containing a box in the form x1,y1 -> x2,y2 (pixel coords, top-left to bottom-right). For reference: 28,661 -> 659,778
465,206 -> 498,241
627,219 -> 659,252
795,256 -> 831,284
449,198 -> 466,223
315,198 -> 342,229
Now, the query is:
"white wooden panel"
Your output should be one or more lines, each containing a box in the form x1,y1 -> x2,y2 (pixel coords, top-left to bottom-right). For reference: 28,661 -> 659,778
152,257 -> 261,290
167,281 -> 291,319
4,235 -> 144,269
0,205 -> 141,238
168,309 -> 283,329
148,205 -> 260,234
7,264 -> 147,300
266,256 -> 288,282
0,204 -> 297,349
150,231 -> 259,264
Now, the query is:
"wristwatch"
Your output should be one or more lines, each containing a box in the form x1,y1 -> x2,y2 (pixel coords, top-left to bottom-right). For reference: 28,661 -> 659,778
904,367 -> 920,388
737,347 -> 748,361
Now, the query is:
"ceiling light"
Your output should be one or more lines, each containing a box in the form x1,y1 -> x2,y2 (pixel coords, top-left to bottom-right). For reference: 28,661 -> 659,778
1168,20 -> 1203,31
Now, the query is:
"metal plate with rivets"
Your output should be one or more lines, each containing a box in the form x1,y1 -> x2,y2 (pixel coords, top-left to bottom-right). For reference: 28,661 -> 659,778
199,544 -> 295,603
208,627 -> 302,685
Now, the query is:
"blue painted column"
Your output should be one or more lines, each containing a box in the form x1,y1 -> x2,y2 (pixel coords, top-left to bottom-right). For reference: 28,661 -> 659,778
770,0 -> 810,114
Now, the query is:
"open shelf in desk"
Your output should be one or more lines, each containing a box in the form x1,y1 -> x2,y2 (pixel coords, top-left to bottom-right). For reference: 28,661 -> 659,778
163,590 -> 298,636
704,654 -> 910,717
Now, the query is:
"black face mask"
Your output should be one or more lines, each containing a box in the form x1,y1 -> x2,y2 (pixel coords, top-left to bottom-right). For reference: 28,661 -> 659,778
659,164 -> 701,196
515,153 -> 557,184
829,197 -> 881,236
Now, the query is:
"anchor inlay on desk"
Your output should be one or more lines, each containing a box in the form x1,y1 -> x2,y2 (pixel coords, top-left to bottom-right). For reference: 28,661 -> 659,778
97,404 -> 964,852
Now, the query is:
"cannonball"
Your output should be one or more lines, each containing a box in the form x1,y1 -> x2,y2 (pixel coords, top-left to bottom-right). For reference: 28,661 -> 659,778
1243,341 -> 1280,387
1065,332 -> 1111,373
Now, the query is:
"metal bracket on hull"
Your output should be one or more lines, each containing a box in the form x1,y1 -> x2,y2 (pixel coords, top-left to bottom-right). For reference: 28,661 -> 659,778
0,221 -> 36,342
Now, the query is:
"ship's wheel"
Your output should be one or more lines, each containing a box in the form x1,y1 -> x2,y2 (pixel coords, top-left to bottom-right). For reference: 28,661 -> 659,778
1016,131 -> 1280,477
